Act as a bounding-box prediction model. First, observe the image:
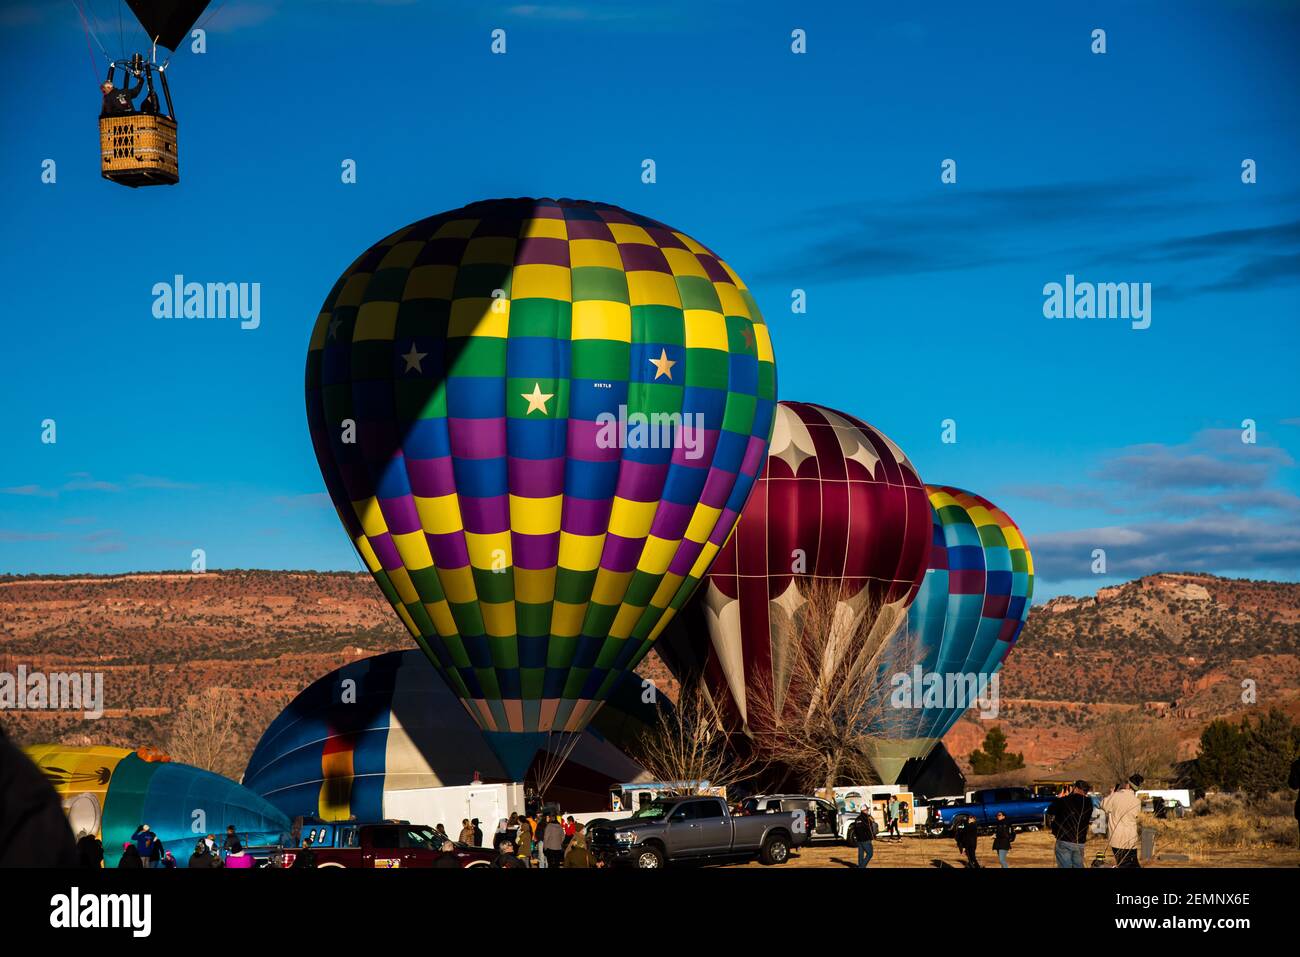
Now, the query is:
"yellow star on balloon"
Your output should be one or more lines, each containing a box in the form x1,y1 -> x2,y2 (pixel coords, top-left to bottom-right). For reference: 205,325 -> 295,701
521,382 -> 554,415
649,348 -> 676,381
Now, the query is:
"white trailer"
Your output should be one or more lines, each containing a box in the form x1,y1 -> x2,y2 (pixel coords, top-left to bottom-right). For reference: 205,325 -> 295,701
380,783 -> 525,837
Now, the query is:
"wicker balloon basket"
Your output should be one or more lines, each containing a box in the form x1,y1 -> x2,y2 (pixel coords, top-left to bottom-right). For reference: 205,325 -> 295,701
100,113 -> 179,187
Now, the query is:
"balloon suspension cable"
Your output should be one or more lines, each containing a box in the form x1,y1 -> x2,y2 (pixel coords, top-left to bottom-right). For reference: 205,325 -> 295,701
151,36 -> 158,64
530,730 -> 583,801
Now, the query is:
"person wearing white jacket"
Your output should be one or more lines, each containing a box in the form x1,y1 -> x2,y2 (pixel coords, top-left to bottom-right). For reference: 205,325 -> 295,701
1101,776 -> 1143,868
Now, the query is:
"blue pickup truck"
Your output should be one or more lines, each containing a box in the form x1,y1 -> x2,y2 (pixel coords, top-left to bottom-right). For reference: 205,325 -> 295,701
926,787 -> 1054,835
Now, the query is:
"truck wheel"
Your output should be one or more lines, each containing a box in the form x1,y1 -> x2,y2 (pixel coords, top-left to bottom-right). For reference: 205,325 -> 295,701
464,860 -> 491,868
317,862 -> 345,868
634,845 -> 665,869
760,834 -> 790,865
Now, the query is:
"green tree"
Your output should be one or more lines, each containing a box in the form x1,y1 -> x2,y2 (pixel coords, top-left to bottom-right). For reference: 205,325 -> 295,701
1193,718 -> 1247,790
969,726 -> 1025,775
1238,709 -> 1297,798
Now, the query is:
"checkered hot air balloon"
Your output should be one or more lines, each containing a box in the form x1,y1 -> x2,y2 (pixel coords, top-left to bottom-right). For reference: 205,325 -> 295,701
654,401 -> 932,760
304,198 -> 777,779
871,486 -> 1034,781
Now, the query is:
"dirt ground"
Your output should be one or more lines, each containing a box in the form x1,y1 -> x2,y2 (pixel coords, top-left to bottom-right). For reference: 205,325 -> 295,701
722,829 -> 1297,868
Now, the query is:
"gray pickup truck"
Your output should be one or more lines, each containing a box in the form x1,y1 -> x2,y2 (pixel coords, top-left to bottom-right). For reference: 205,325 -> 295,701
587,795 -> 806,868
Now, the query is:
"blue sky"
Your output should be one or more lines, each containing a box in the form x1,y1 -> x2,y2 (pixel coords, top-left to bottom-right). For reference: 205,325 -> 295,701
1,0 -> 1297,599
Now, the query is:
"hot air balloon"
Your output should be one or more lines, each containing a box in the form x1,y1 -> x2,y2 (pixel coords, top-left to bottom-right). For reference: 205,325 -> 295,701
244,650 -> 661,819
95,3 -> 211,186
870,486 -> 1034,781
23,744 -> 289,867
654,401 -> 932,767
305,198 -> 777,779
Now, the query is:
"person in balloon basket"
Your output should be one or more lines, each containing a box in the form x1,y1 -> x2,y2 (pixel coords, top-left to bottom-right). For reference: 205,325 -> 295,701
1101,776 -> 1143,868
992,811 -> 1015,868
953,814 -> 980,867
100,64 -> 144,117
1047,780 -> 1094,868
850,808 -> 877,867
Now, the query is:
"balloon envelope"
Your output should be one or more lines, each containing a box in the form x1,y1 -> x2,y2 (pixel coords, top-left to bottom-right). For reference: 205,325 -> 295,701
305,198 -> 776,777
24,744 -> 290,867
125,1 -> 211,51
656,400 -> 931,745
243,649 -> 659,817
872,485 -> 1034,779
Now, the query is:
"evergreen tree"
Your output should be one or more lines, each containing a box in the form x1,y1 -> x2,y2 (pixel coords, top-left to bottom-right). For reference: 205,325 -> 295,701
969,726 -> 1025,775
1193,718 -> 1246,790
1238,709 -> 1296,798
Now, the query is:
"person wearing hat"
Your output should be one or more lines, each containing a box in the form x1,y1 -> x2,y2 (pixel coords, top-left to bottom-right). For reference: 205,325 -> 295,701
1101,775 -> 1143,868
1046,780 -> 1094,867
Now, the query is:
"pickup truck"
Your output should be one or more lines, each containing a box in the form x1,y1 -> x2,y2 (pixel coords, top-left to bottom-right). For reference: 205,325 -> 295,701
925,787 -> 1053,835
259,821 -> 497,868
588,795 -> 806,868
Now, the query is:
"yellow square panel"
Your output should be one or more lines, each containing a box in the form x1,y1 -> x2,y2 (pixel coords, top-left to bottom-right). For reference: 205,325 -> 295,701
465,530 -> 512,570
437,565 -> 476,603
649,571 -> 684,609
608,603 -> 643,640
636,535 -> 678,576
608,223 -> 654,246
378,241 -> 423,270
388,566 -> 419,604
511,264 -> 572,302
394,603 -> 418,636
308,311 -> 331,351
572,300 -> 631,341
673,232 -> 709,255
481,601 -> 516,638
550,601 -> 586,638
354,534 -> 381,573
591,569 -> 632,606
558,531 -> 604,572
404,264 -> 457,301
570,239 -> 623,269
684,504 -> 722,543
464,236 -> 517,265
450,298 -> 509,337
689,541 -> 721,579
510,495 -> 563,536
523,217 -> 567,240
608,497 -> 657,539
376,225 -> 412,246
754,323 -> 774,363
663,247 -> 709,278
433,218 -> 478,239
353,497 -> 389,537
683,310 -> 728,351
353,301 -> 399,341
714,283 -> 749,319
626,271 -> 682,308
335,272 -> 371,308
425,600 -> 458,637
391,530 -> 434,570
515,567 -> 556,604
415,494 -> 463,536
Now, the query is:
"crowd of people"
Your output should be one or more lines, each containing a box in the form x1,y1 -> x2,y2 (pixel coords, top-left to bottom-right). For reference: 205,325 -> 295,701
476,812 -> 596,869
72,823 -> 248,870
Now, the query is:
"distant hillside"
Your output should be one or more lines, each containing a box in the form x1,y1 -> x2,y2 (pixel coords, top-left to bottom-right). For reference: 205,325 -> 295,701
1,569 -> 1295,778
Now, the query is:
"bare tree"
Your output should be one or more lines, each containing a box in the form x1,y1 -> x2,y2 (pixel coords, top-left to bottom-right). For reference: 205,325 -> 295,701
626,680 -> 760,796
1084,710 -> 1179,787
745,579 -> 924,794
166,687 -> 244,779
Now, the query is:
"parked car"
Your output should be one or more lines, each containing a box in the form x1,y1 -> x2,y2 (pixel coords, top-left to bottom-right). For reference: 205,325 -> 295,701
739,794 -> 842,844
260,821 -> 496,868
588,795 -> 806,868
926,787 -> 1054,835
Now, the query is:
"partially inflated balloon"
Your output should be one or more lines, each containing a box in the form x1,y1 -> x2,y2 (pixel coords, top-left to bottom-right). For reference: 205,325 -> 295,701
872,486 -> 1034,779
24,745 -> 289,867
656,401 -> 931,740
305,198 -> 776,777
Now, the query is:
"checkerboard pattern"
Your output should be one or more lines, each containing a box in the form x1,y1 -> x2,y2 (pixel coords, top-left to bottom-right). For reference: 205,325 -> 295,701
906,485 -> 1035,742
305,198 -> 777,736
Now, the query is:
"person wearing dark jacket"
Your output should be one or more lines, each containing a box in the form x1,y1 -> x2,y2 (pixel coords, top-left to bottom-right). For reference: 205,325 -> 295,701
119,842 -> 144,869
953,814 -> 980,867
100,71 -> 144,116
0,730 -> 84,867
189,840 -> 214,868
471,818 -> 483,847
851,810 -> 876,867
992,811 -> 1015,868
1047,780 -> 1094,868
432,840 -> 461,868
76,831 -> 104,868
290,838 -> 317,869
493,840 -> 525,868
223,826 -> 243,857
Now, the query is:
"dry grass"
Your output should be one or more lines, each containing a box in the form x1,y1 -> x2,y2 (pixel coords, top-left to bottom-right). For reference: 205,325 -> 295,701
722,826 -> 1298,868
